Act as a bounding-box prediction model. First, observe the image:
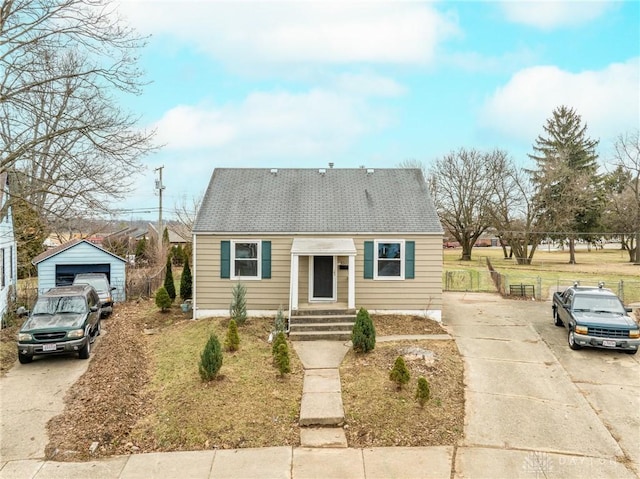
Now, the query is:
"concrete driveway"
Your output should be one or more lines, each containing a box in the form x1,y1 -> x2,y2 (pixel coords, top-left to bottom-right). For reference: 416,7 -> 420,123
0,350 -> 93,462
443,292 -> 639,478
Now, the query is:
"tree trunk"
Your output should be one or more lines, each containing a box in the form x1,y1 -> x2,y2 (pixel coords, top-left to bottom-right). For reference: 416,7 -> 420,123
569,237 -> 577,264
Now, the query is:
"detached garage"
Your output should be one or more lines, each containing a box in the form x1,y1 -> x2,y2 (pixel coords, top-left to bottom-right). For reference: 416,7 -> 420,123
32,239 -> 126,302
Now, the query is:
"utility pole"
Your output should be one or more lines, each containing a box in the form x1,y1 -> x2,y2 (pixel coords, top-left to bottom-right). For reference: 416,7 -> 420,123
155,166 -> 165,251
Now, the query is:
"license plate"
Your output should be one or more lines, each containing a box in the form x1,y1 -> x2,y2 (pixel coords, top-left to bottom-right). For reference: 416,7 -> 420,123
42,343 -> 57,352
602,340 -> 616,348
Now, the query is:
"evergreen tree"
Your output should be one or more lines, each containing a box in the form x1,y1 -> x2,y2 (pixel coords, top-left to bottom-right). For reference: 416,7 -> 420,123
224,319 -> 240,352
351,307 -> 376,353
274,306 -> 286,333
275,343 -> 291,376
155,286 -> 171,312
199,333 -> 223,381
180,259 -> 193,300
162,226 -> 170,246
528,106 -> 602,264
416,376 -> 430,407
230,282 -> 247,325
389,356 -> 410,390
272,331 -> 287,359
164,257 -> 176,301
135,236 -> 148,264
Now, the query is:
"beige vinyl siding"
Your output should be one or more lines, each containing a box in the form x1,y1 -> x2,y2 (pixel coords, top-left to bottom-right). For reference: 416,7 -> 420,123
195,235 -> 292,311
195,233 -> 442,313
354,235 -> 443,312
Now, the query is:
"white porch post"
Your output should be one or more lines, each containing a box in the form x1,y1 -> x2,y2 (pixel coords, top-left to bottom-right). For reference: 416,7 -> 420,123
290,254 -> 299,311
348,254 -> 355,309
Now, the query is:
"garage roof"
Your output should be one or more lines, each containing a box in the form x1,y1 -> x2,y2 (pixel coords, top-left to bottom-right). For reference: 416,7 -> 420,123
31,239 -> 126,265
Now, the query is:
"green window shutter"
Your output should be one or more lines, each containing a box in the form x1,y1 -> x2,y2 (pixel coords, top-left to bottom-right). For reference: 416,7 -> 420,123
364,241 -> 374,279
261,241 -> 271,279
405,241 -> 415,279
220,241 -> 230,279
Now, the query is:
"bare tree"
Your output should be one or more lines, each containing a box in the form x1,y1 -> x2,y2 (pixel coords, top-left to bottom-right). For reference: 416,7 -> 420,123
429,148 -> 509,261
610,130 -> 640,263
1,0 -> 157,220
486,161 -> 544,265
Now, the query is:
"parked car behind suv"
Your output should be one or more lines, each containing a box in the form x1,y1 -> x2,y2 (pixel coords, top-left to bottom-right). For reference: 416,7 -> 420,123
72,272 -> 116,317
17,285 -> 102,364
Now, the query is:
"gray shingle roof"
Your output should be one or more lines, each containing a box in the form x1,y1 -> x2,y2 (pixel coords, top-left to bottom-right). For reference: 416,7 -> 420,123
193,168 -> 443,234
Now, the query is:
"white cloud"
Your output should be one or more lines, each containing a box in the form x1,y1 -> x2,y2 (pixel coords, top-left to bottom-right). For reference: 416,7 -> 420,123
117,1 -> 458,69
153,87 -> 392,160
479,58 -> 640,144
499,0 -> 614,29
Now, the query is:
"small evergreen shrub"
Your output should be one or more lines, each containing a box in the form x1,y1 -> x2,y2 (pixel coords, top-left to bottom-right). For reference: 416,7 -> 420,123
180,260 -> 193,300
155,287 -> 172,312
230,282 -> 248,325
225,319 -> 240,352
164,257 -> 176,301
275,342 -> 291,376
272,331 -> 287,359
274,306 -> 286,333
416,376 -> 430,407
352,307 -> 376,353
199,333 -> 223,381
389,356 -> 410,390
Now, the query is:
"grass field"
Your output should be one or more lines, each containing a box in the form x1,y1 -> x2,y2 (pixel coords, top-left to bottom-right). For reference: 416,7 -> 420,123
443,245 -> 640,303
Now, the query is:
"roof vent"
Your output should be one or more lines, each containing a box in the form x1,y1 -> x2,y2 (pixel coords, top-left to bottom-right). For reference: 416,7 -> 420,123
319,168 -> 326,175
328,162 -> 334,169
367,168 -> 374,174
270,168 -> 278,175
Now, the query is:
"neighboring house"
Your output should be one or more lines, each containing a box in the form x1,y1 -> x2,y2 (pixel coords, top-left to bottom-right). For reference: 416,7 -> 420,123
0,172 -> 18,321
31,239 -> 127,302
192,168 -> 444,321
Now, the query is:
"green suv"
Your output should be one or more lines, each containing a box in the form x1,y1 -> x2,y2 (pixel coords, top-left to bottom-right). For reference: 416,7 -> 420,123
17,284 -> 102,364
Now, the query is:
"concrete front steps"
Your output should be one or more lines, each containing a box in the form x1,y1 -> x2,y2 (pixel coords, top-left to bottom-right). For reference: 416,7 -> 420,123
289,309 -> 356,341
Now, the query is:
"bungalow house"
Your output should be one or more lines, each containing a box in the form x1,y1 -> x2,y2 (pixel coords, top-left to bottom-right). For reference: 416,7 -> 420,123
0,172 -> 18,322
192,168 -> 444,323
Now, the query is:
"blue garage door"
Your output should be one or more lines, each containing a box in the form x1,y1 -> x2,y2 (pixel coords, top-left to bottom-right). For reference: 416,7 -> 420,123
55,264 -> 111,286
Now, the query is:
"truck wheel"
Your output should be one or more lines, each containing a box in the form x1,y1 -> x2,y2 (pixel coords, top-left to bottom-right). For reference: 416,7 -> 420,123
568,330 -> 581,350
18,353 -> 33,364
553,309 -> 563,327
79,338 -> 91,359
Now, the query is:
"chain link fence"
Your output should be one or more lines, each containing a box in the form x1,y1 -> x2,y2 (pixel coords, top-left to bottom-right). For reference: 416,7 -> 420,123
444,263 -> 640,305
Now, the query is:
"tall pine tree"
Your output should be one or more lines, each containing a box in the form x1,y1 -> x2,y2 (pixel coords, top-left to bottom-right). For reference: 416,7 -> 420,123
164,256 -> 176,301
528,106 -> 602,264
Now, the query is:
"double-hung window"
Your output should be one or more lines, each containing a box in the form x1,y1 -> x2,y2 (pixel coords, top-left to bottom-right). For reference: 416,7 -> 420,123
375,240 -> 404,279
231,241 -> 260,279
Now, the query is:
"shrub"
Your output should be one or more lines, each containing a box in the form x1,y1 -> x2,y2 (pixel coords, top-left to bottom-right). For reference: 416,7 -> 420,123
230,282 -> 247,325
416,376 -> 430,407
199,333 -> 223,381
164,257 -> 176,301
272,331 -> 287,359
389,356 -> 410,390
275,342 -> 291,376
155,287 -> 172,312
352,307 -> 376,353
274,306 -> 286,333
180,260 -> 193,300
225,319 -> 240,352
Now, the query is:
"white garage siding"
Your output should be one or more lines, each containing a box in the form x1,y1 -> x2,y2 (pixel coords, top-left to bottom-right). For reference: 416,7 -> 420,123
33,240 -> 126,302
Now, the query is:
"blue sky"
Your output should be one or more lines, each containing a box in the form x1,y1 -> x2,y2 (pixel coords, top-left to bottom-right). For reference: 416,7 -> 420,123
112,0 -> 639,221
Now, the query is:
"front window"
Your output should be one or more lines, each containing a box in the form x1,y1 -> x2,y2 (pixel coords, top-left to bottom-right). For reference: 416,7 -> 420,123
232,241 -> 260,279
375,240 -> 404,279
33,296 -> 87,315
